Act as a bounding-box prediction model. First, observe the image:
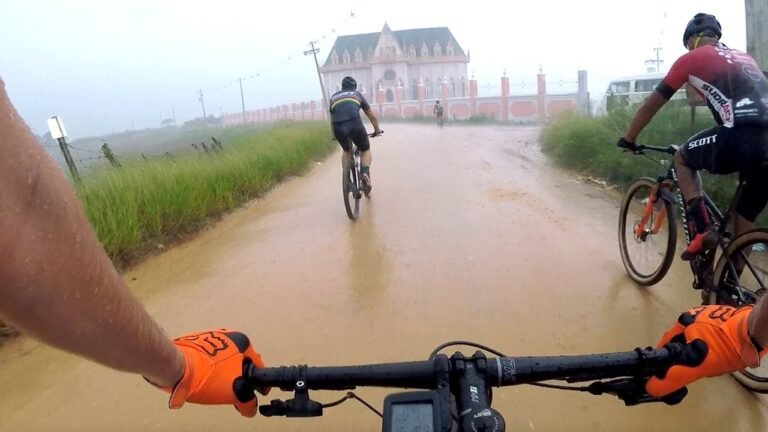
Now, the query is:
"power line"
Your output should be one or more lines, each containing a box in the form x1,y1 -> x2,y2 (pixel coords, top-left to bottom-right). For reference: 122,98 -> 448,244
199,11 -> 356,97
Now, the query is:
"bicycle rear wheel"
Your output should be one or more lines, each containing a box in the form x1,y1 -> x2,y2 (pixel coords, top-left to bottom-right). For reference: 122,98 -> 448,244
342,160 -> 360,220
618,178 -> 677,285
713,228 -> 768,391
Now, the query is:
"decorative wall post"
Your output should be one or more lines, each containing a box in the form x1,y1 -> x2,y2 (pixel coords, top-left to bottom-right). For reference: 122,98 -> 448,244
418,78 -> 425,116
377,83 -> 385,117
501,71 -> 510,122
537,67 -> 547,123
469,77 -> 478,117
395,79 -> 404,118
440,76 -> 449,113
577,70 -> 589,114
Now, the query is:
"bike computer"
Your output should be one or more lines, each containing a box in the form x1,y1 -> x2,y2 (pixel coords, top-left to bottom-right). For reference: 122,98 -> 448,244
382,391 -> 442,432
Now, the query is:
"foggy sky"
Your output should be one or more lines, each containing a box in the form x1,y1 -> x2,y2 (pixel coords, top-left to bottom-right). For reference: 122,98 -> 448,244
0,0 -> 747,139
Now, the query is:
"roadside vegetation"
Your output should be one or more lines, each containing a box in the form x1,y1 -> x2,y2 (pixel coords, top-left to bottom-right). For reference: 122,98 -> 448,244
539,104 -> 747,220
74,121 -> 334,267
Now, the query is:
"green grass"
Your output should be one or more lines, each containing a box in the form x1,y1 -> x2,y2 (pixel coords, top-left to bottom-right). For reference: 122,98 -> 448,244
75,121 -> 334,266
540,104 -> 748,221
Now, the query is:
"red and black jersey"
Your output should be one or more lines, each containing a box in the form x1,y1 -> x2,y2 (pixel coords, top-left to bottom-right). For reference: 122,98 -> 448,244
329,90 -> 370,124
657,43 -> 768,127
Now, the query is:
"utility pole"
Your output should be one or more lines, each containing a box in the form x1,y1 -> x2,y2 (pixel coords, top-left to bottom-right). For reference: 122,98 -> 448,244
304,41 -> 329,119
746,0 -> 768,69
197,89 -> 207,120
239,77 -> 247,124
644,46 -> 663,72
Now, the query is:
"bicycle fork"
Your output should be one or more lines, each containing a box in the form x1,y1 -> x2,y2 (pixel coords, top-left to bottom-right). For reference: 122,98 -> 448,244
635,184 -> 667,239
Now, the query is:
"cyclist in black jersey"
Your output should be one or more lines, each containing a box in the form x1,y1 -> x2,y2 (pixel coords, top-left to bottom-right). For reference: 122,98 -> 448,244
434,101 -> 444,126
329,76 -> 381,193
618,13 -> 768,260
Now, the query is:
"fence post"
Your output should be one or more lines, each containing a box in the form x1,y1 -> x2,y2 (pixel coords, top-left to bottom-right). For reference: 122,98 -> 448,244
101,142 -> 121,168
211,136 -> 223,151
54,137 -> 80,182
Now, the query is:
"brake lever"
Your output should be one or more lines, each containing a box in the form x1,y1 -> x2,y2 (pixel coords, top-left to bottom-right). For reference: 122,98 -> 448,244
587,378 -> 687,406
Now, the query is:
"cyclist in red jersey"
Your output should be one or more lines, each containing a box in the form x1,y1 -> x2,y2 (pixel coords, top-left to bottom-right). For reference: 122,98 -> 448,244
618,13 -> 768,260
616,13 -> 768,401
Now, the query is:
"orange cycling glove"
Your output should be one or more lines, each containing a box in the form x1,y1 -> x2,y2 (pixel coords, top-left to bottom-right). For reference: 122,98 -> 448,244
149,329 -> 270,417
646,305 -> 767,398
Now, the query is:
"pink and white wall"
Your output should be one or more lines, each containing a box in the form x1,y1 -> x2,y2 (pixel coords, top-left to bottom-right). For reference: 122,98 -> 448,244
220,70 -> 589,126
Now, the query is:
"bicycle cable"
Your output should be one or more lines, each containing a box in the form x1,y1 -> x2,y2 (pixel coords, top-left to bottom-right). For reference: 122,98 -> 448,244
428,341 -> 607,393
428,340 -> 508,360
320,391 -> 383,417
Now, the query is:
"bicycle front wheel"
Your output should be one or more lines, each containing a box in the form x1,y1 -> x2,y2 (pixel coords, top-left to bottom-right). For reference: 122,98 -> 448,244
342,163 -> 360,220
713,228 -> 768,392
618,178 -> 677,285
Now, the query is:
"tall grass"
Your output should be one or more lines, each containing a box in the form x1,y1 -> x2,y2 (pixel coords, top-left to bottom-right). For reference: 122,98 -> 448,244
75,122 -> 334,265
540,104 -> 745,217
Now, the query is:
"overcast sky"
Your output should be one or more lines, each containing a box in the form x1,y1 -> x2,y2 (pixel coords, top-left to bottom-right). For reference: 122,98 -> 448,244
0,0 -> 747,139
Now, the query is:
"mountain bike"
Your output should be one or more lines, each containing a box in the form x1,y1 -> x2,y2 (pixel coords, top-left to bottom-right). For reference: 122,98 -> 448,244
617,143 -> 768,391
247,340 -> 686,432
342,130 -> 382,221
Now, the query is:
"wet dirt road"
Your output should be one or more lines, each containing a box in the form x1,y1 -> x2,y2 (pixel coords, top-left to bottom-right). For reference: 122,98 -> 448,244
1,124 -> 767,431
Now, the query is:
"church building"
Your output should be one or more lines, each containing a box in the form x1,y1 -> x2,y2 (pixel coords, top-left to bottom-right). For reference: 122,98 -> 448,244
320,23 -> 470,104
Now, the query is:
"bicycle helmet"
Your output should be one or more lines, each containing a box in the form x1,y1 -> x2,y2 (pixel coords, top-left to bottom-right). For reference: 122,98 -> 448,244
683,13 -> 721,48
341,76 -> 357,90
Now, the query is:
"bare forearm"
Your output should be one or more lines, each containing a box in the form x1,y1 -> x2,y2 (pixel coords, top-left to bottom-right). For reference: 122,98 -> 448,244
0,79 -> 183,387
365,111 -> 381,132
748,294 -> 768,347
625,91 -> 667,141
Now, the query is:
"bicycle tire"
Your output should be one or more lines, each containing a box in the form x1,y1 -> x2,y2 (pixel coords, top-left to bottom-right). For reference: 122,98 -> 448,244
712,228 -> 768,392
618,177 -> 677,285
342,160 -> 360,221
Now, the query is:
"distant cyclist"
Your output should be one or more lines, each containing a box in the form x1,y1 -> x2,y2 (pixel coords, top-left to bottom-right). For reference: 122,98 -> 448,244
329,76 -> 381,193
434,100 -> 444,126
618,12 -> 768,260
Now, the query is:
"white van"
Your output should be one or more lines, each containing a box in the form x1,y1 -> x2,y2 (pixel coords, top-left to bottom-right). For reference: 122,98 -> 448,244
593,72 -> 688,116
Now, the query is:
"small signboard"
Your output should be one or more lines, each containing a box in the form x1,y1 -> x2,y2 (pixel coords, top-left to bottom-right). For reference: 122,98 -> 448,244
47,116 -> 68,139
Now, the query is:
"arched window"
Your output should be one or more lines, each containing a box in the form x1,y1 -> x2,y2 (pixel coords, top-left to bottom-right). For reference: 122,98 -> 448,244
424,79 -> 432,99
421,43 -> 429,57
384,69 -> 396,81
446,43 -> 454,56
412,79 -> 418,99
460,77 -> 466,97
433,42 -> 441,57
343,50 -> 351,64
450,78 -> 456,97
331,51 -> 339,65
354,48 -> 363,63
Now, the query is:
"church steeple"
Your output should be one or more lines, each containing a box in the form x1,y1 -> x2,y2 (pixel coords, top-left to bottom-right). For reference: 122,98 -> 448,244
382,22 -> 392,34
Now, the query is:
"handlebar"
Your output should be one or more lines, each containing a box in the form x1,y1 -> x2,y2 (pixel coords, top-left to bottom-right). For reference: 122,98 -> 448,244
246,342 -> 686,428
247,344 -> 682,391
621,143 -> 679,155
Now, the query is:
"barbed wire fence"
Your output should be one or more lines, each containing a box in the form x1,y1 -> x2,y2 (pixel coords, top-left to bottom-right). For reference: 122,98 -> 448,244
49,135 -> 227,180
